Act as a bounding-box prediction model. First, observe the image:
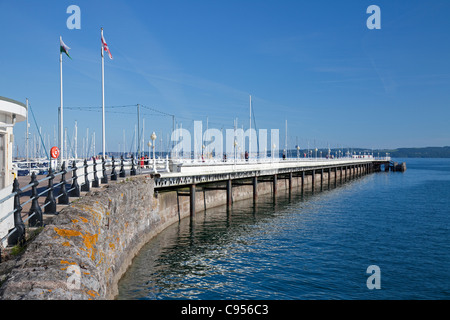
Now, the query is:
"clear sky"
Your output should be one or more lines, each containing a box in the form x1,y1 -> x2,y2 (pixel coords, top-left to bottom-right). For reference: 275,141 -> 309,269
1,0 -> 450,157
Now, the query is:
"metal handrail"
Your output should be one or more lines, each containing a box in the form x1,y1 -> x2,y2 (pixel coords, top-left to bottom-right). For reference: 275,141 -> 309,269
0,156 -> 140,257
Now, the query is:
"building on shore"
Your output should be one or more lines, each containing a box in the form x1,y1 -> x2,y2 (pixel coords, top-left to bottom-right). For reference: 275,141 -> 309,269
0,96 -> 26,190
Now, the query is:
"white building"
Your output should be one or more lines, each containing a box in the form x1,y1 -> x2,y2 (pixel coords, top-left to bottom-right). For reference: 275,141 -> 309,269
1,97 -> 26,247
0,96 -> 26,190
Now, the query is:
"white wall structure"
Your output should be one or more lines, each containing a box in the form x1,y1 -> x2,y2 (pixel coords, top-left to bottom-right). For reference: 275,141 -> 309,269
0,96 -> 26,189
0,96 -> 26,247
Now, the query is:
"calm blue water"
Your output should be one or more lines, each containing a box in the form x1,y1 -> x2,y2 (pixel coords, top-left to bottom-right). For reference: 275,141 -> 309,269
117,158 -> 450,300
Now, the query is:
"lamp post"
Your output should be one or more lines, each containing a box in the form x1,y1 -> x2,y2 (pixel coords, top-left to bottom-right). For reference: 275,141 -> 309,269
296,145 -> 300,159
202,144 -> 205,162
234,140 -> 238,163
151,132 -> 157,173
147,141 -> 151,169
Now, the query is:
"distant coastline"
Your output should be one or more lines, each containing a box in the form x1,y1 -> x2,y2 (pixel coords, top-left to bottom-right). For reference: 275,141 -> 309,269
375,146 -> 450,158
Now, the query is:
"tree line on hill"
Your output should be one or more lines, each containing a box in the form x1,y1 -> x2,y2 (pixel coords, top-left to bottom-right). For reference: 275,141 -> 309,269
375,146 -> 450,158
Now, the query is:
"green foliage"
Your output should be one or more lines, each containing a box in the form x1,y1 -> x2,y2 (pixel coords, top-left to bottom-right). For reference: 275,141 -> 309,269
378,147 -> 450,158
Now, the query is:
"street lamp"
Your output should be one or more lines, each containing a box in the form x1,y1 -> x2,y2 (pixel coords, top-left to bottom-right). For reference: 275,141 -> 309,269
151,132 -> 157,173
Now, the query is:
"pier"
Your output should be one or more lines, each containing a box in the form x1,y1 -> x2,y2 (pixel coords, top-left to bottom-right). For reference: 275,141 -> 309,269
0,154 -> 401,299
1,156 -> 396,251
155,157 -> 387,216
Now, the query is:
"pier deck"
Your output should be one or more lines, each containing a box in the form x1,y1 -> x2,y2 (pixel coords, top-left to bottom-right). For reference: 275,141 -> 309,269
153,158 -> 382,189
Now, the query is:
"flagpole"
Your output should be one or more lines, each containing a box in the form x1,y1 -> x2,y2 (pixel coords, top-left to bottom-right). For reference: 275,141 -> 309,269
101,28 -> 106,158
249,94 -> 252,160
60,42 -> 64,166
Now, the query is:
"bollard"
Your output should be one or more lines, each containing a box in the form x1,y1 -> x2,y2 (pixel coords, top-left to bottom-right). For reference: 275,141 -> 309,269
111,156 -> 117,181
58,161 -> 69,204
119,156 -> 126,178
70,160 -> 81,197
101,156 -> 108,184
8,179 -> 26,246
81,159 -> 90,192
28,172 -> 43,227
92,158 -> 99,187
130,155 -> 136,176
44,168 -> 57,215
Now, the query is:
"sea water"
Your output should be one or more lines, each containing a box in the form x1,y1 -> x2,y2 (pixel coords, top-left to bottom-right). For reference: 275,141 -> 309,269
117,158 -> 450,300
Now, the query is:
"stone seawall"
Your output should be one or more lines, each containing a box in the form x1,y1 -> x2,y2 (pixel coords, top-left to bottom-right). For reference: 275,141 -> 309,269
0,175 -> 162,300
0,165 -> 363,300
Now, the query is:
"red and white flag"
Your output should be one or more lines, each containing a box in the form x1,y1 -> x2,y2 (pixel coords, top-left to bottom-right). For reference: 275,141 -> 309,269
101,29 -> 113,60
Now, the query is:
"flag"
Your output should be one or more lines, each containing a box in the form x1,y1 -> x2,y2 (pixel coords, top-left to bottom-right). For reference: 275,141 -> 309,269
60,36 -> 71,59
101,30 -> 113,60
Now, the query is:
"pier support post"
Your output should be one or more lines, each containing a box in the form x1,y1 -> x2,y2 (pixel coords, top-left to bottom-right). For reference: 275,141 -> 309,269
328,168 -> 331,188
273,174 -> 278,196
226,179 -> 232,207
288,172 -> 292,194
190,184 -> 196,217
340,167 -> 343,184
253,176 -> 258,202
320,168 -> 324,190
334,167 -> 337,187
311,170 -> 315,193
301,171 -> 305,194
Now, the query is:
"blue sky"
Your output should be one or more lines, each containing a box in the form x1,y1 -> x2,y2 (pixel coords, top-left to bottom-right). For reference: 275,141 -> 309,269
1,0 -> 450,156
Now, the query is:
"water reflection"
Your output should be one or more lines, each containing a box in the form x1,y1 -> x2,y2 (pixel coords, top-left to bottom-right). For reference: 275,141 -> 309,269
117,185 -> 319,300
117,173 -> 378,300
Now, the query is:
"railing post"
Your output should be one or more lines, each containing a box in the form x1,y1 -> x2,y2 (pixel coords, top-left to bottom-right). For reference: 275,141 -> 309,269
8,178 -> 25,246
81,159 -> 90,192
111,156 -> 117,181
130,155 -> 136,176
165,155 -> 170,172
92,158 -> 99,187
44,167 -> 57,215
28,172 -> 43,227
70,160 -> 80,197
119,156 -> 126,178
101,156 -> 108,184
58,161 -> 69,204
